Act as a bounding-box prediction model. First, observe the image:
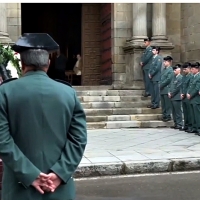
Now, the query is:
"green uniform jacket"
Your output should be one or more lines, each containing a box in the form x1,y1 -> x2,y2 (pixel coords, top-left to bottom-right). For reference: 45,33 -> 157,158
182,73 -> 192,102
187,73 -> 200,104
168,74 -> 183,100
0,71 -> 87,200
148,55 -> 162,81
141,46 -> 153,70
160,66 -> 174,95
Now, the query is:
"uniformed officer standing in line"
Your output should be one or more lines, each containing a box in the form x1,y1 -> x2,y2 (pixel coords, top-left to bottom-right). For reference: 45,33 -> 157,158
140,37 -> 154,97
148,46 -> 162,109
0,33 -> 87,200
168,64 -> 183,129
160,56 -> 174,121
180,62 -> 193,132
187,62 -> 200,135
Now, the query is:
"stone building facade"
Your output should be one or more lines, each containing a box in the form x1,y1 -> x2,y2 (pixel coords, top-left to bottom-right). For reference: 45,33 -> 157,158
0,3 -> 199,88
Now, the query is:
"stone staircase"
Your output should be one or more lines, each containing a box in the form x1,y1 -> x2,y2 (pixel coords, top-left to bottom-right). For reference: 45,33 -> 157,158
73,86 -> 173,129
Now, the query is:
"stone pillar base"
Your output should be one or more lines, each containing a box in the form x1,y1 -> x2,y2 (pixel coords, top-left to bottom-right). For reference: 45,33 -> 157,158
121,39 -> 146,90
0,32 -> 12,44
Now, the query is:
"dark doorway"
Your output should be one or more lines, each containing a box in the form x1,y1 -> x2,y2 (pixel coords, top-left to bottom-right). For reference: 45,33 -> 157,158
21,3 -> 82,85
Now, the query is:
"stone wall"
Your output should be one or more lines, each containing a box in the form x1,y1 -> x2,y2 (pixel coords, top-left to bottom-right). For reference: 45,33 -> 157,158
181,3 -> 200,63
166,3 -> 181,65
111,3 -> 132,88
6,3 -> 21,42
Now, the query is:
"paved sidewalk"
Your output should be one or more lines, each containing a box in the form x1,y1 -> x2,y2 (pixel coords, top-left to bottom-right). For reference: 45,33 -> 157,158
75,128 -> 200,178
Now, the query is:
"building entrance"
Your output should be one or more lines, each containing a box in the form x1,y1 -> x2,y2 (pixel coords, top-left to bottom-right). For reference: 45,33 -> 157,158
21,3 -> 82,85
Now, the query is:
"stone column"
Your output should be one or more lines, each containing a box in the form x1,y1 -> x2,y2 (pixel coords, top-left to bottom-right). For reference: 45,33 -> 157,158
132,3 -> 147,43
122,3 -> 148,89
151,3 -> 174,60
0,3 -> 12,44
152,3 -> 167,42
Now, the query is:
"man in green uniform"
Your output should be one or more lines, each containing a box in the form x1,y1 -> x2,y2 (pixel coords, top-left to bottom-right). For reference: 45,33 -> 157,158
0,33 -> 87,200
140,37 -> 153,97
168,64 -> 183,129
187,62 -> 200,135
148,46 -> 162,109
180,62 -> 192,132
160,56 -> 174,121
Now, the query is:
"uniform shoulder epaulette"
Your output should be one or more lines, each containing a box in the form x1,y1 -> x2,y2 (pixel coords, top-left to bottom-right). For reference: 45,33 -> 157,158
1,78 -> 18,85
55,79 -> 72,87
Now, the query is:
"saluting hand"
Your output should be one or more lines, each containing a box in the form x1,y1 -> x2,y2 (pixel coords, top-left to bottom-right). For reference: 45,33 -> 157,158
168,93 -> 171,98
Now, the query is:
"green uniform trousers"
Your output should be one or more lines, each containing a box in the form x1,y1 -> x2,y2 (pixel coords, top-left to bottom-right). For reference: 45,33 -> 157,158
151,81 -> 160,107
143,69 -> 152,95
171,100 -> 183,127
161,94 -> 172,120
190,103 -> 200,132
182,100 -> 192,130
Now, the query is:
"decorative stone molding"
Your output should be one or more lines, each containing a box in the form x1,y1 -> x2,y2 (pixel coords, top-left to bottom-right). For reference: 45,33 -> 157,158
0,3 -> 12,44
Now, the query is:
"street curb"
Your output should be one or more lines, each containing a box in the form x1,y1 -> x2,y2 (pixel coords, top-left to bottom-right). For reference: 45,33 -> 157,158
74,158 -> 200,178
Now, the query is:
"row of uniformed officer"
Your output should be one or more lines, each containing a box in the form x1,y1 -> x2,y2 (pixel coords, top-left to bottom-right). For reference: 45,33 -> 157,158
185,62 -> 200,135
160,58 -> 200,135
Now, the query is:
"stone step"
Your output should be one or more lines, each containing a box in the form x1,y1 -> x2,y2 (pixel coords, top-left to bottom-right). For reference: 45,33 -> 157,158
87,120 -> 173,129
87,122 -> 106,129
76,90 -> 144,97
82,101 -> 150,109
78,95 -> 150,102
128,114 -> 163,121
84,108 -> 161,116
86,114 -> 163,122
86,116 -> 107,122
73,86 -> 112,91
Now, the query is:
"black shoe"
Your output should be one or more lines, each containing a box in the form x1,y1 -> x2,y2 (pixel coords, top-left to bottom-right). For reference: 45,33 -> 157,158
170,126 -> 176,129
151,106 -> 159,109
182,127 -> 188,131
188,130 -> 197,133
179,127 -> 185,131
143,93 -> 151,97
174,126 -> 182,129
163,118 -> 171,122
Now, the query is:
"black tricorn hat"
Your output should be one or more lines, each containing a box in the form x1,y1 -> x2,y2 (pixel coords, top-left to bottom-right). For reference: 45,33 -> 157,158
11,33 -> 59,53
163,56 -> 173,61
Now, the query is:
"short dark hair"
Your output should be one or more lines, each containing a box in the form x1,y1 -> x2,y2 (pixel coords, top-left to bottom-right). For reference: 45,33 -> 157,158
163,56 -> 173,61
152,46 -> 161,53
191,62 -> 200,68
144,37 -> 151,42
